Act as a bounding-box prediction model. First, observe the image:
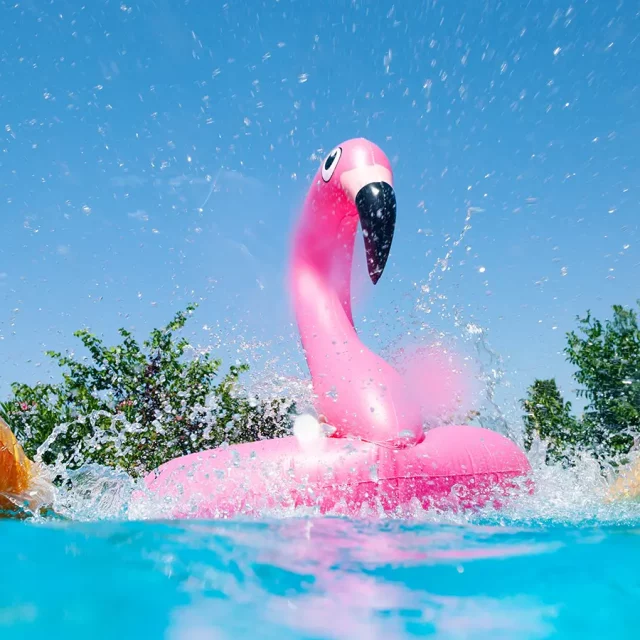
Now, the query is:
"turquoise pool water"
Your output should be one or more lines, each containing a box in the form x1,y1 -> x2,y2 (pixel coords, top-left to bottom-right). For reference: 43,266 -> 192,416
2,515 -> 639,639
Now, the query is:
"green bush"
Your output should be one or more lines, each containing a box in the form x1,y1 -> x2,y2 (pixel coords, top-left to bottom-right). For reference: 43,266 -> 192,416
0,304 -> 295,477
521,378 -> 587,465
522,301 -> 640,464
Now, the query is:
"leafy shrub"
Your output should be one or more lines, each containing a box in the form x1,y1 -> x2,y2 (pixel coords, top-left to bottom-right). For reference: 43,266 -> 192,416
0,304 -> 295,477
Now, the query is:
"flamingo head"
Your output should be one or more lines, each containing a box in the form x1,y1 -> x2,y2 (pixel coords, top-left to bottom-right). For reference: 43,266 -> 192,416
315,138 -> 396,284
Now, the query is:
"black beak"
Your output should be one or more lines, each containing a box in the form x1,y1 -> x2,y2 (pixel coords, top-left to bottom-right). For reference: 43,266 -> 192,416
355,181 -> 397,284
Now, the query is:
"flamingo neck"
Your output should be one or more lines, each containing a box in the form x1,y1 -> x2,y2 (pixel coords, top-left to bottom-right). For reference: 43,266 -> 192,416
289,182 -> 424,447
291,184 -> 360,360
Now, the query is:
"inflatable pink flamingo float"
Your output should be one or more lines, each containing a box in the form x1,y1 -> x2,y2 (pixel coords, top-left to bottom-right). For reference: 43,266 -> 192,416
139,138 -> 531,518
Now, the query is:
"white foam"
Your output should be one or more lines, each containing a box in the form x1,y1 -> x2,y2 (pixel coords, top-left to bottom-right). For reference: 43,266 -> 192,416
292,413 -> 326,453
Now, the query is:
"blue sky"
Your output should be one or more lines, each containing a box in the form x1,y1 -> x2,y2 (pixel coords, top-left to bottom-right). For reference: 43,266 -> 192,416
1,0 -> 638,426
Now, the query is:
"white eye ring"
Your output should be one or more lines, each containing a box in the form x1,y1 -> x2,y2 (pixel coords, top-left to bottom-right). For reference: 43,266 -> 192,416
321,147 -> 342,182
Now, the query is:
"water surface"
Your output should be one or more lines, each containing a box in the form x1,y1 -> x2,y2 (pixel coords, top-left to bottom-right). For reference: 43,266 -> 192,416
2,515 -> 638,639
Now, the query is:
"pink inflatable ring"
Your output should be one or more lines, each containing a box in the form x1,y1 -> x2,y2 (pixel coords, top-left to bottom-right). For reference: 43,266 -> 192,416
140,138 -> 531,518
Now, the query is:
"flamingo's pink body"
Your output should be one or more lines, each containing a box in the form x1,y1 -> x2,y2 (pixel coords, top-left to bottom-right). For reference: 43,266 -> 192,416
140,138 -> 531,518
290,139 -> 423,447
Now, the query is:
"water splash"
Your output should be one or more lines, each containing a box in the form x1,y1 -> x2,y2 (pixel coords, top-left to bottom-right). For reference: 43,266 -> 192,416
416,206 -> 482,314
461,322 -> 514,439
12,205 -> 639,526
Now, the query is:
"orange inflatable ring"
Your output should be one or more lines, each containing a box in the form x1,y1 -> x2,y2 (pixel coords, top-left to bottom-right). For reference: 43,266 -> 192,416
0,416 -> 33,513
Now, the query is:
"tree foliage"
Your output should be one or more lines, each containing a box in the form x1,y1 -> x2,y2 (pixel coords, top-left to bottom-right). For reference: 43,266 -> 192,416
0,304 -> 294,477
522,302 -> 640,464
522,378 -> 585,464
565,303 -> 640,458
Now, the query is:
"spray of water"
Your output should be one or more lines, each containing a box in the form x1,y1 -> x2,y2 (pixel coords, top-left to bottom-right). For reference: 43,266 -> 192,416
16,205 -> 640,526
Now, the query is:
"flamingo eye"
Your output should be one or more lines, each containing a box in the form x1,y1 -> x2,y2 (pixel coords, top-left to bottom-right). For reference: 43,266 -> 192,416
321,147 -> 342,182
